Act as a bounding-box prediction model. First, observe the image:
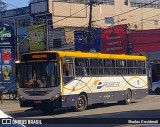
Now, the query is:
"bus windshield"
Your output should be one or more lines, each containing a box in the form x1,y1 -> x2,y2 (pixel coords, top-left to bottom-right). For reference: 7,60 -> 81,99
17,62 -> 60,88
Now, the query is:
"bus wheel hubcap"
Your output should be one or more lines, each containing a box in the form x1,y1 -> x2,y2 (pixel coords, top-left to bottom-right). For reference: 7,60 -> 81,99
78,96 -> 85,108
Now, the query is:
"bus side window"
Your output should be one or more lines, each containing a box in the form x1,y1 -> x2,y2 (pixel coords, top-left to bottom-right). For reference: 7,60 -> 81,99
64,63 -> 69,76
52,63 -> 60,87
63,63 -> 74,77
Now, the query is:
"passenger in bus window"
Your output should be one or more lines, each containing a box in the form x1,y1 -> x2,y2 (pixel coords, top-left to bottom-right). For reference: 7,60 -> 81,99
83,68 -> 88,76
37,76 -> 46,87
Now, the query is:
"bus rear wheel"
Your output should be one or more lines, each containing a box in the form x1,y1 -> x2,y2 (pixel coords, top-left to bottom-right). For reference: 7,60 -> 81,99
74,94 -> 87,111
124,89 -> 132,105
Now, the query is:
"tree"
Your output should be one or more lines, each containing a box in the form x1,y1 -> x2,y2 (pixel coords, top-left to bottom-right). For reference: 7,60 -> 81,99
0,0 -> 6,12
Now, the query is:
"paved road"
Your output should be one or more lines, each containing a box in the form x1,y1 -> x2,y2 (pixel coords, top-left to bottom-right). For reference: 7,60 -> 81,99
10,95 -> 160,119
5,95 -> 160,127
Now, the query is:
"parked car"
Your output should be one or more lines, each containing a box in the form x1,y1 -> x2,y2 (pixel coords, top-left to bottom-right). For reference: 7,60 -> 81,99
152,80 -> 160,95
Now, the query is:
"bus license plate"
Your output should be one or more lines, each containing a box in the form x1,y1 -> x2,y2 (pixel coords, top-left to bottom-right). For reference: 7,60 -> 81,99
34,101 -> 41,104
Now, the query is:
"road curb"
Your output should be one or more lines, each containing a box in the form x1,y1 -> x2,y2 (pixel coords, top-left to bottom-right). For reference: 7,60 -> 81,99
5,107 -> 32,114
5,110 -> 27,114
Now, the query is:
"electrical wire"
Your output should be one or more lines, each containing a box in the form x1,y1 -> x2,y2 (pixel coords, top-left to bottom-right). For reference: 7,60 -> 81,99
93,0 -> 160,22
2,1 -> 26,9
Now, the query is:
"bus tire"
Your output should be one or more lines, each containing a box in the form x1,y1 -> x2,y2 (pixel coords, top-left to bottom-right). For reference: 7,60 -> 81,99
155,88 -> 160,95
124,89 -> 132,105
74,94 -> 87,112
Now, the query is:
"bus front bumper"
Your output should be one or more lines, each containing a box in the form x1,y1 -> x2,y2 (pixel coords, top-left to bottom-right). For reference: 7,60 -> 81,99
19,96 -> 62,108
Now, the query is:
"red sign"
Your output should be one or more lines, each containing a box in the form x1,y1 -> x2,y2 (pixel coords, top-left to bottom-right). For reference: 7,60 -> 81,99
101,24 -> 128,54
130,29 -> 160,52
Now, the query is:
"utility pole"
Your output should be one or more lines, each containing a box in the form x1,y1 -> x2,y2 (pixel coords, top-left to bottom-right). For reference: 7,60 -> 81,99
87,0 -> 93,52
87,0 -> 99,52
45,17 -> 49,51
15,19 -> 19,60
88,0 -> 93,31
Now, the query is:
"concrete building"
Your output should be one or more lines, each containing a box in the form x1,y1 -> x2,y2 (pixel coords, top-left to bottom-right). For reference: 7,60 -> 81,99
46,0 -> 160,30
1,0 -> 160,51
0,6 -> 31,53
1,0 -> 160,84
29,0 -> 160,45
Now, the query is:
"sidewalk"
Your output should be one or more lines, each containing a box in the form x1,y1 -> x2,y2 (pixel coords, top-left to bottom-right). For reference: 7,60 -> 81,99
0,96 -> 30,114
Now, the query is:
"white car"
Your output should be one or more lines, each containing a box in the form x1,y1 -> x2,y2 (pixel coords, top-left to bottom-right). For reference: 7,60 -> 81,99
152,81 -> 160,95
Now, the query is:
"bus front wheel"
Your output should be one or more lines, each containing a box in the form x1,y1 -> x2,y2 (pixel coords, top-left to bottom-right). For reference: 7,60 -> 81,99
74,94 -> 87,111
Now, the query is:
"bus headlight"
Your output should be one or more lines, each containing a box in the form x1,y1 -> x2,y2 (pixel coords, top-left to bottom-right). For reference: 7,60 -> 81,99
50,93 -> 61,101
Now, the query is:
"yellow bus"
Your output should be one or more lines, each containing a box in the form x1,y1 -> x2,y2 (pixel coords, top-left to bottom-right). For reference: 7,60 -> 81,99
16,51 -> 148,113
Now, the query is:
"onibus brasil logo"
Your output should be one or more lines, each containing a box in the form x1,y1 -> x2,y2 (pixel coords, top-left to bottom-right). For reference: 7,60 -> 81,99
0,27 -> 11,37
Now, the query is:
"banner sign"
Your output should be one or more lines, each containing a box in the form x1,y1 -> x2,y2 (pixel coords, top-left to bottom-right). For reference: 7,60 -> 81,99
28,25 -> 46,51
0,24 -> 16,92
130,29 -> 160,53
101,24 -> 128,54
0,24 -> 14,47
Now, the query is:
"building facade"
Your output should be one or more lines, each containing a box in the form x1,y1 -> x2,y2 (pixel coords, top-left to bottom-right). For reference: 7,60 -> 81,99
1,0 -> 160,85
0,7 -> 31,53
46,0 -> 160,30
28,0 -> 160,51
1,0 -> 160,52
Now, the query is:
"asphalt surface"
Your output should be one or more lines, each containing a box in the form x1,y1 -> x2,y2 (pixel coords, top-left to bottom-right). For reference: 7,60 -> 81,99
4,95 -> 160,127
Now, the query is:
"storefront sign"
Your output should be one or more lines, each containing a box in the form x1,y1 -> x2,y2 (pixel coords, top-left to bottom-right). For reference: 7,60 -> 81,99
101,24 -> 128,54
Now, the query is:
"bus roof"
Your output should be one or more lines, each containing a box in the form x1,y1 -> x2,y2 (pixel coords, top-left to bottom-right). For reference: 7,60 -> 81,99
21,51 -> 147,61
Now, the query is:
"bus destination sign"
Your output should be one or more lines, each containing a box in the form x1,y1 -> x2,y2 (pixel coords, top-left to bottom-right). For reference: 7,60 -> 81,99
21,53 -> 58,62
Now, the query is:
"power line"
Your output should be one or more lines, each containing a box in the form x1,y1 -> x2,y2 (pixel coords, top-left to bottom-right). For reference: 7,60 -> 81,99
92,0 -> 159,22
10,0 -> 160,50
53,5 -> 88,24
2,1 -> 19,9
27,0 -> 160,32
130,13 -> 160,25
16,4 -> 89,57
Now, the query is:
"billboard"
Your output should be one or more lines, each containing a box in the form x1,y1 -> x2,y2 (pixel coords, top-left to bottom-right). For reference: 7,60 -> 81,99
28,25 -> 46,51
101,24 -> 128,54
0,24 -> 16,92
74,28 -> 101,52
129,29 -> 160,53
0,24 -> 14,46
